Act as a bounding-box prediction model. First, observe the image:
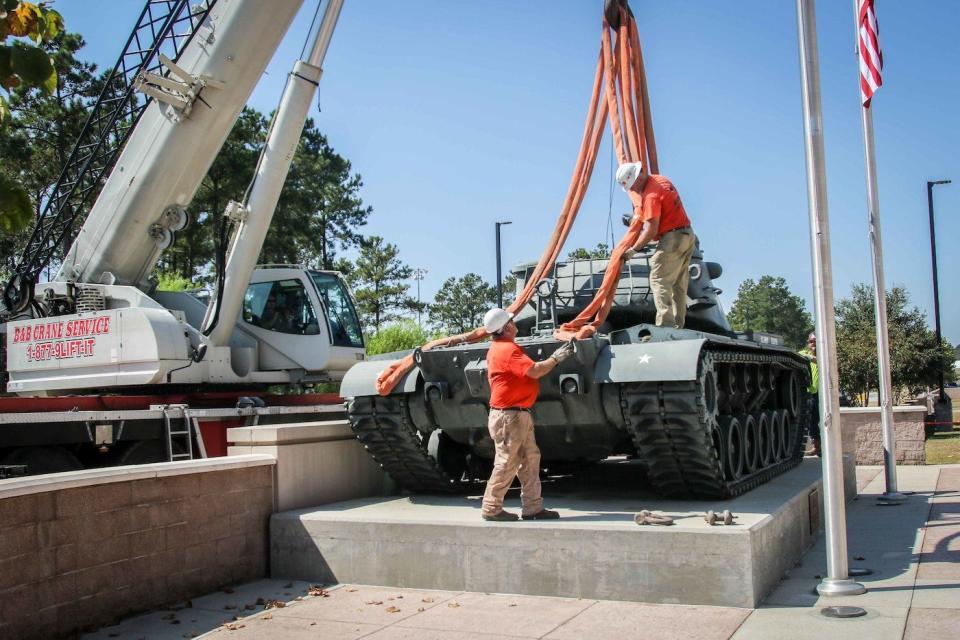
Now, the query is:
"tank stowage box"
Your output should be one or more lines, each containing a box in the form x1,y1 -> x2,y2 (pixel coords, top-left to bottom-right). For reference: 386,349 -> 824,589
341,244 -> 811,499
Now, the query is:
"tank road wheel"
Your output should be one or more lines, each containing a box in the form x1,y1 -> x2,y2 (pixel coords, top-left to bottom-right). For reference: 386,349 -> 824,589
697,357 -> 720,425
427,430 -> 469,482
720,416 -> 744,481
757,412 -> 773,467
742,364 -> 755,397
769,411 -> 784,462
778,370 -> 801,418
711,422 -> 724,472
740,413 -> 759,474
781,409 -> 801,459
717,365 -> 735,411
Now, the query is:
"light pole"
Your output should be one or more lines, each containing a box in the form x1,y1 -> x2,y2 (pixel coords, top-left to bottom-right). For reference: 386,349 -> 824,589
927,179 -> 952,398
412,268 -> 427,326
495,221 -> 512,308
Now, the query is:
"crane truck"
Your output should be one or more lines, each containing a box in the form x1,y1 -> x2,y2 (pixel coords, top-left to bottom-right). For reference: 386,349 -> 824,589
0,0 -> 364,475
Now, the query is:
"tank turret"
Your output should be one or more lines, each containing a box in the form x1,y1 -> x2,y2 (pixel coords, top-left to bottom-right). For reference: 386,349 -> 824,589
511,242 -> 729,337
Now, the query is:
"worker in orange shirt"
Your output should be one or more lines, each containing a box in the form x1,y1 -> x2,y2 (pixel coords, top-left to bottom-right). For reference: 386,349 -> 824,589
617,161 -> 696,329
480,307 -> 574,522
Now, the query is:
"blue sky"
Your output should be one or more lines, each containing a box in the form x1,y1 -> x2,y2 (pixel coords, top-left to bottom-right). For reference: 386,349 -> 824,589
59,1 -> 959,341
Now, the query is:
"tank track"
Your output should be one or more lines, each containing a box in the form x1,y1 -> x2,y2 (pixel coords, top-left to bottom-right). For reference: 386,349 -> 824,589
347,394 -> 463,493
619,346 -> 810,499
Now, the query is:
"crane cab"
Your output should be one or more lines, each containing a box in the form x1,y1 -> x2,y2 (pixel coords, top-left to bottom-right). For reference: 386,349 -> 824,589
240,266 -> 365,377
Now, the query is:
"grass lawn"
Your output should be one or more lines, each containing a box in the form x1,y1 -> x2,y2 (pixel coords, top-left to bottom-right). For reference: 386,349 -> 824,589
927,422 -> 960,465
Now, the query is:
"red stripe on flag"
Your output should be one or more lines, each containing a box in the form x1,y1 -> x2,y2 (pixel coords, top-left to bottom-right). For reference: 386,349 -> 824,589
857,0 -> 883,108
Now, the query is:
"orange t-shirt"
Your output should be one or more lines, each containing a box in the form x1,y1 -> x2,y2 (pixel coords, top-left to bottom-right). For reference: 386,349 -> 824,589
637,174 -> 690,238
487,340 -> 539,409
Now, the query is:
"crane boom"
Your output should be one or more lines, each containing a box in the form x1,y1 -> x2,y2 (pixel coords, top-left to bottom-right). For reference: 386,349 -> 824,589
2,0 -> 220,315
53,0 -> 304,291
204,0 -> 345,345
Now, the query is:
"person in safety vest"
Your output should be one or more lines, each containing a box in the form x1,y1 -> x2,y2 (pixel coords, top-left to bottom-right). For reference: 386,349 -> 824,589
480,307 -> 575,521
799,331 -> 821,456
617,161 -> 696,329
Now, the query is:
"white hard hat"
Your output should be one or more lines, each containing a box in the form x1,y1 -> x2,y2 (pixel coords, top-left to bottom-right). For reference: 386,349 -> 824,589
483,307 -> 514,333
616,162 -> 643,191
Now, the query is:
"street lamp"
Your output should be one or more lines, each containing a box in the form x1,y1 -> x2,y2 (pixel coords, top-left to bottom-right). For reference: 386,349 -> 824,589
927,179 -> 952,398
412,268 -> 427,326
495,221 -> 512,308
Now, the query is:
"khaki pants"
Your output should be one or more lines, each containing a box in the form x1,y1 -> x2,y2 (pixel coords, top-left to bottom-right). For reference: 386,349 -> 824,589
649,228 -> 696,328
481,409 -> 543,517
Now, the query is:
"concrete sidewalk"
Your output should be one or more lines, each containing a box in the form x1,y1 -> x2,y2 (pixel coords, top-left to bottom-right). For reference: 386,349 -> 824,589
82,465 -> 960,640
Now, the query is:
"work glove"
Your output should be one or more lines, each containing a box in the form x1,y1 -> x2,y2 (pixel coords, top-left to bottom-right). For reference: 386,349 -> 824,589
551,339 -> 576,364
623,248 -> 639,260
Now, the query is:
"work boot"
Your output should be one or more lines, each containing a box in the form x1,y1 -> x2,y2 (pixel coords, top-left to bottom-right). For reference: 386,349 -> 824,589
522,508 -> 560,520
482,510 -> 519,522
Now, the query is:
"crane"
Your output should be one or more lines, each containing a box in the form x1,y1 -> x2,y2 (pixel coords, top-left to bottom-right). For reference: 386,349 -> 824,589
2,0 -> 364,396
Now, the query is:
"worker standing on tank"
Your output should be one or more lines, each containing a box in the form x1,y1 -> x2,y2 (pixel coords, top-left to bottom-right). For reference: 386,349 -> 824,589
799,331 -> 822,456
617,161 -> 695,328
480,308 -> 574,522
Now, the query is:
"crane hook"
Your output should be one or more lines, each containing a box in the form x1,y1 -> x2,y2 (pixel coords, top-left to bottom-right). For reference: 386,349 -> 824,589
603,0 -> 633,30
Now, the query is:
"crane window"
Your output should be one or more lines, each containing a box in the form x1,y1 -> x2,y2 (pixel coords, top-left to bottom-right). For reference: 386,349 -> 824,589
243,280 -> 320,335
309,271 -> 364,348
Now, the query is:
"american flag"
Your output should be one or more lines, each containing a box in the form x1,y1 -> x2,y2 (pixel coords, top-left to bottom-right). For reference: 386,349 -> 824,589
857,0 -> 883,107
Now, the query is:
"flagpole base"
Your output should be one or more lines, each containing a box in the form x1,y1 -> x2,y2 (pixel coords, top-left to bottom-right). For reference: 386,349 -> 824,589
877,491 -> 907,505
817,578 -> 866,597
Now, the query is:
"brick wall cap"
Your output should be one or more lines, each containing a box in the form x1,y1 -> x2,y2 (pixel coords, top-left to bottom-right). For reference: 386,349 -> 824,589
0,454 -> 275,499
839,406 -> 928,416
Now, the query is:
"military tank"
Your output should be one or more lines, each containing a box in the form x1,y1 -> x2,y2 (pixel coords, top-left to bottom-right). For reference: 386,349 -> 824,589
341,240 -> 811,499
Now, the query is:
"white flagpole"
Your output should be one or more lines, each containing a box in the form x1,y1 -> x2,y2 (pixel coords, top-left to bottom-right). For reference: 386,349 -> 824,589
853,0 -> 904,505
795,0 -> 865,597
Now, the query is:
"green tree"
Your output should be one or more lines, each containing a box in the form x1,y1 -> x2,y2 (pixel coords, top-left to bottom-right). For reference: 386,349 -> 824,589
429,272 -> 496,334
348,235 -> 414,332
566,243 -> 611,260
366,320 -> 431,356
727,276 -> 813,349
156,112 -> 372,284
0,1 -> 64,234
156,107 -> 265,283
500,273 -> 518,306
155,271 -> 195,292
0,30 -> 98,278
267,118 -> 370,268
835,284 -> 954,405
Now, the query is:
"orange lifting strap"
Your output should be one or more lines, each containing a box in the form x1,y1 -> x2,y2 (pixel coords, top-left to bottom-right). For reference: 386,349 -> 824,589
376,3 -> 657,396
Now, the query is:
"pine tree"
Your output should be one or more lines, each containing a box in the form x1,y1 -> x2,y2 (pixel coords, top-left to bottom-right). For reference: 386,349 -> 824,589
348,236 -> 414,332
429,273 -> 496,334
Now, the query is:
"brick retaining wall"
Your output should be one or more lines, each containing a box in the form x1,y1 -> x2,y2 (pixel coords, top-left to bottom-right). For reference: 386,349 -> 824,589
839,407 -> 927,465
0,455 -> 275,639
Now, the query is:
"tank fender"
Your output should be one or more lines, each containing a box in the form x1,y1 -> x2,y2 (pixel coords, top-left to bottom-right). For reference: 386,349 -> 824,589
593,339 -> 708,383
340,360 -> 421,398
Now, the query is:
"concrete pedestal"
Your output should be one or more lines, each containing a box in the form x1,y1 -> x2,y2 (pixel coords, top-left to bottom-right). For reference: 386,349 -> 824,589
271,460 -> 825,608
